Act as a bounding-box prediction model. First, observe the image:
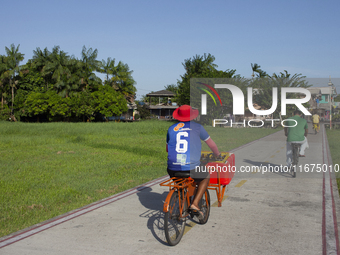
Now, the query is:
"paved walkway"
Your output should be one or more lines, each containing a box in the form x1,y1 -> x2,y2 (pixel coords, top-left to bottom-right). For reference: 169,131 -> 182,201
1,124 -> 339,254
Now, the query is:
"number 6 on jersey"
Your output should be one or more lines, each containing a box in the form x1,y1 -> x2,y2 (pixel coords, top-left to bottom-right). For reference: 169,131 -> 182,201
176,132 -> 188,153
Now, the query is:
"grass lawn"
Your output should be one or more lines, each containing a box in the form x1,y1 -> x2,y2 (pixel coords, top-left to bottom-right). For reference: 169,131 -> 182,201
0,120 -> 281,238
326,128 -> 340,194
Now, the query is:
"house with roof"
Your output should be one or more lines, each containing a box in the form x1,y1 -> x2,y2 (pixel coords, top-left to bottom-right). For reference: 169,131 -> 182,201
307,86 -> 338,120
145,90 -> 179,119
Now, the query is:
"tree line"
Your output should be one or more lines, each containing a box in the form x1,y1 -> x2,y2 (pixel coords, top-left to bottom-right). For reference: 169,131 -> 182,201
1,45 -> 314,123
156,53 -> 312,124
0,44 -> 136,122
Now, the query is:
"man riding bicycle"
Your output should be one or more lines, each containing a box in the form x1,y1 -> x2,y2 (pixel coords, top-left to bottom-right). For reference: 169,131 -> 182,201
312,111 -> 320,133
284,110 -> 308,168
166,105 -> 220,219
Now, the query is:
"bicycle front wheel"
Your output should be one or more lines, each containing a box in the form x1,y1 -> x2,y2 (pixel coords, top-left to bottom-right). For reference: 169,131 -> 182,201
164,191 -> 187,246
198,189 -> 210,224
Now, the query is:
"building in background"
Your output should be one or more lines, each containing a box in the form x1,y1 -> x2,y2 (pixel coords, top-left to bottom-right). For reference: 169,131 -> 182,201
307,85 -> 338,121
145,90 -> 178,119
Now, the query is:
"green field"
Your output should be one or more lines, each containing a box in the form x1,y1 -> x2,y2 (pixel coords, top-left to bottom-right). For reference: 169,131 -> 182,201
0,121 -> 282,237
326,129 -> 340,193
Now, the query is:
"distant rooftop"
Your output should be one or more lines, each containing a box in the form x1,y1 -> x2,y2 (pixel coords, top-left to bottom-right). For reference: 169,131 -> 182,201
146,90 -> 175,97
308,86 -> 337,95
308,88 -> 322,95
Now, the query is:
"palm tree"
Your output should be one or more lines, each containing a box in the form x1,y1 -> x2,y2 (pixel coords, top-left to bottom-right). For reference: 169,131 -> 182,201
183,53 -> 218,75
32,47 -> 51,71
42,46 -> 72,97
251,63 -> 261,78
80,46 -> 100,90
98,57 -> 136,102
0,55 -> 10,110
99,57 -> 116,82
251,63 -> 268,78
112,62 -> 136,95
270,70 -> 309,88
177,53 -> 219,105
31,47 -> 51,90
5,44 -> 24,113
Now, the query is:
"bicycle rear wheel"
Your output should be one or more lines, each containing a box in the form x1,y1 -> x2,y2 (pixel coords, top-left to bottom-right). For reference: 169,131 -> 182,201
164,190 -> 187,246
291,165 -> 296,178
291,144 -> 300,178
197,189 -> 210,224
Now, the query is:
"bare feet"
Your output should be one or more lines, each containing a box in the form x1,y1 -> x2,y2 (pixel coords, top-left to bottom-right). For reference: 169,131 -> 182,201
189,205 -> 204,220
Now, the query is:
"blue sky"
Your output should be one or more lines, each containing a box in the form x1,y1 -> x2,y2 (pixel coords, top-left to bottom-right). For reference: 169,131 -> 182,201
1,0 -> 339,98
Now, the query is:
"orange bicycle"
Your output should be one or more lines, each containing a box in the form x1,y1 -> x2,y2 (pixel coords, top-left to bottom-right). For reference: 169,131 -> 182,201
160,152 -> 235,246
160,174 -> 210,245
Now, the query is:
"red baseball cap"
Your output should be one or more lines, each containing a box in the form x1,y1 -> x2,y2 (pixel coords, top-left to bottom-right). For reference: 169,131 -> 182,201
172,105 -> 199,122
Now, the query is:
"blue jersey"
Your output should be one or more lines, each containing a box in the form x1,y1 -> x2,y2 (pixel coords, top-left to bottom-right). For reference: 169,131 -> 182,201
167,121 -> 210,171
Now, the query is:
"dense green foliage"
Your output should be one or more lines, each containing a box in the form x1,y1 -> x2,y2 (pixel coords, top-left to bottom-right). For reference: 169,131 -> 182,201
173,55 -> 311,124
0,44 -> 136,122
136,104 -> 151,119
176,53 -> 236,106
250,71 -> 312,119
1,46 -> 315,123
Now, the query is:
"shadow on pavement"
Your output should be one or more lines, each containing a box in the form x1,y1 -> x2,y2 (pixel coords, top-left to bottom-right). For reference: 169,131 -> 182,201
136,186 -> 168,245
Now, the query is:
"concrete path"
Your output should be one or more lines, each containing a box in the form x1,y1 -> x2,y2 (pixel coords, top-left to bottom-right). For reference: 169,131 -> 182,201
1,124 -> 339,254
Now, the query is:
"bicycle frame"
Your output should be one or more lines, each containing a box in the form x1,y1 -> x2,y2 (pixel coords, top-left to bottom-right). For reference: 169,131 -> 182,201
161,151 -> 234,212
207,176 -> 227,207
160,175 -> 228,213
160,177 -> 195,214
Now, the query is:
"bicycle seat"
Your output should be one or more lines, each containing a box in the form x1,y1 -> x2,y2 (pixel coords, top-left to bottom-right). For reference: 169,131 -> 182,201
174,172 -> 191,178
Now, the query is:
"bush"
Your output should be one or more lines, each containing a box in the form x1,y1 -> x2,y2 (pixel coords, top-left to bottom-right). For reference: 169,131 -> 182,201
0,106 -> 11,121
22,85 -> 128,122
136,104 -> 150,119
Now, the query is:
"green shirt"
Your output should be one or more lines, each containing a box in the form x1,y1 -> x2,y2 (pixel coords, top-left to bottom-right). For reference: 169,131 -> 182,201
286,115 -> 308,142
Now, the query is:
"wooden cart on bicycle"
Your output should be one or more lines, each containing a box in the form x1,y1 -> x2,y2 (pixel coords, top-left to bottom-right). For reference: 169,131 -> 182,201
159,151 -> 235,245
